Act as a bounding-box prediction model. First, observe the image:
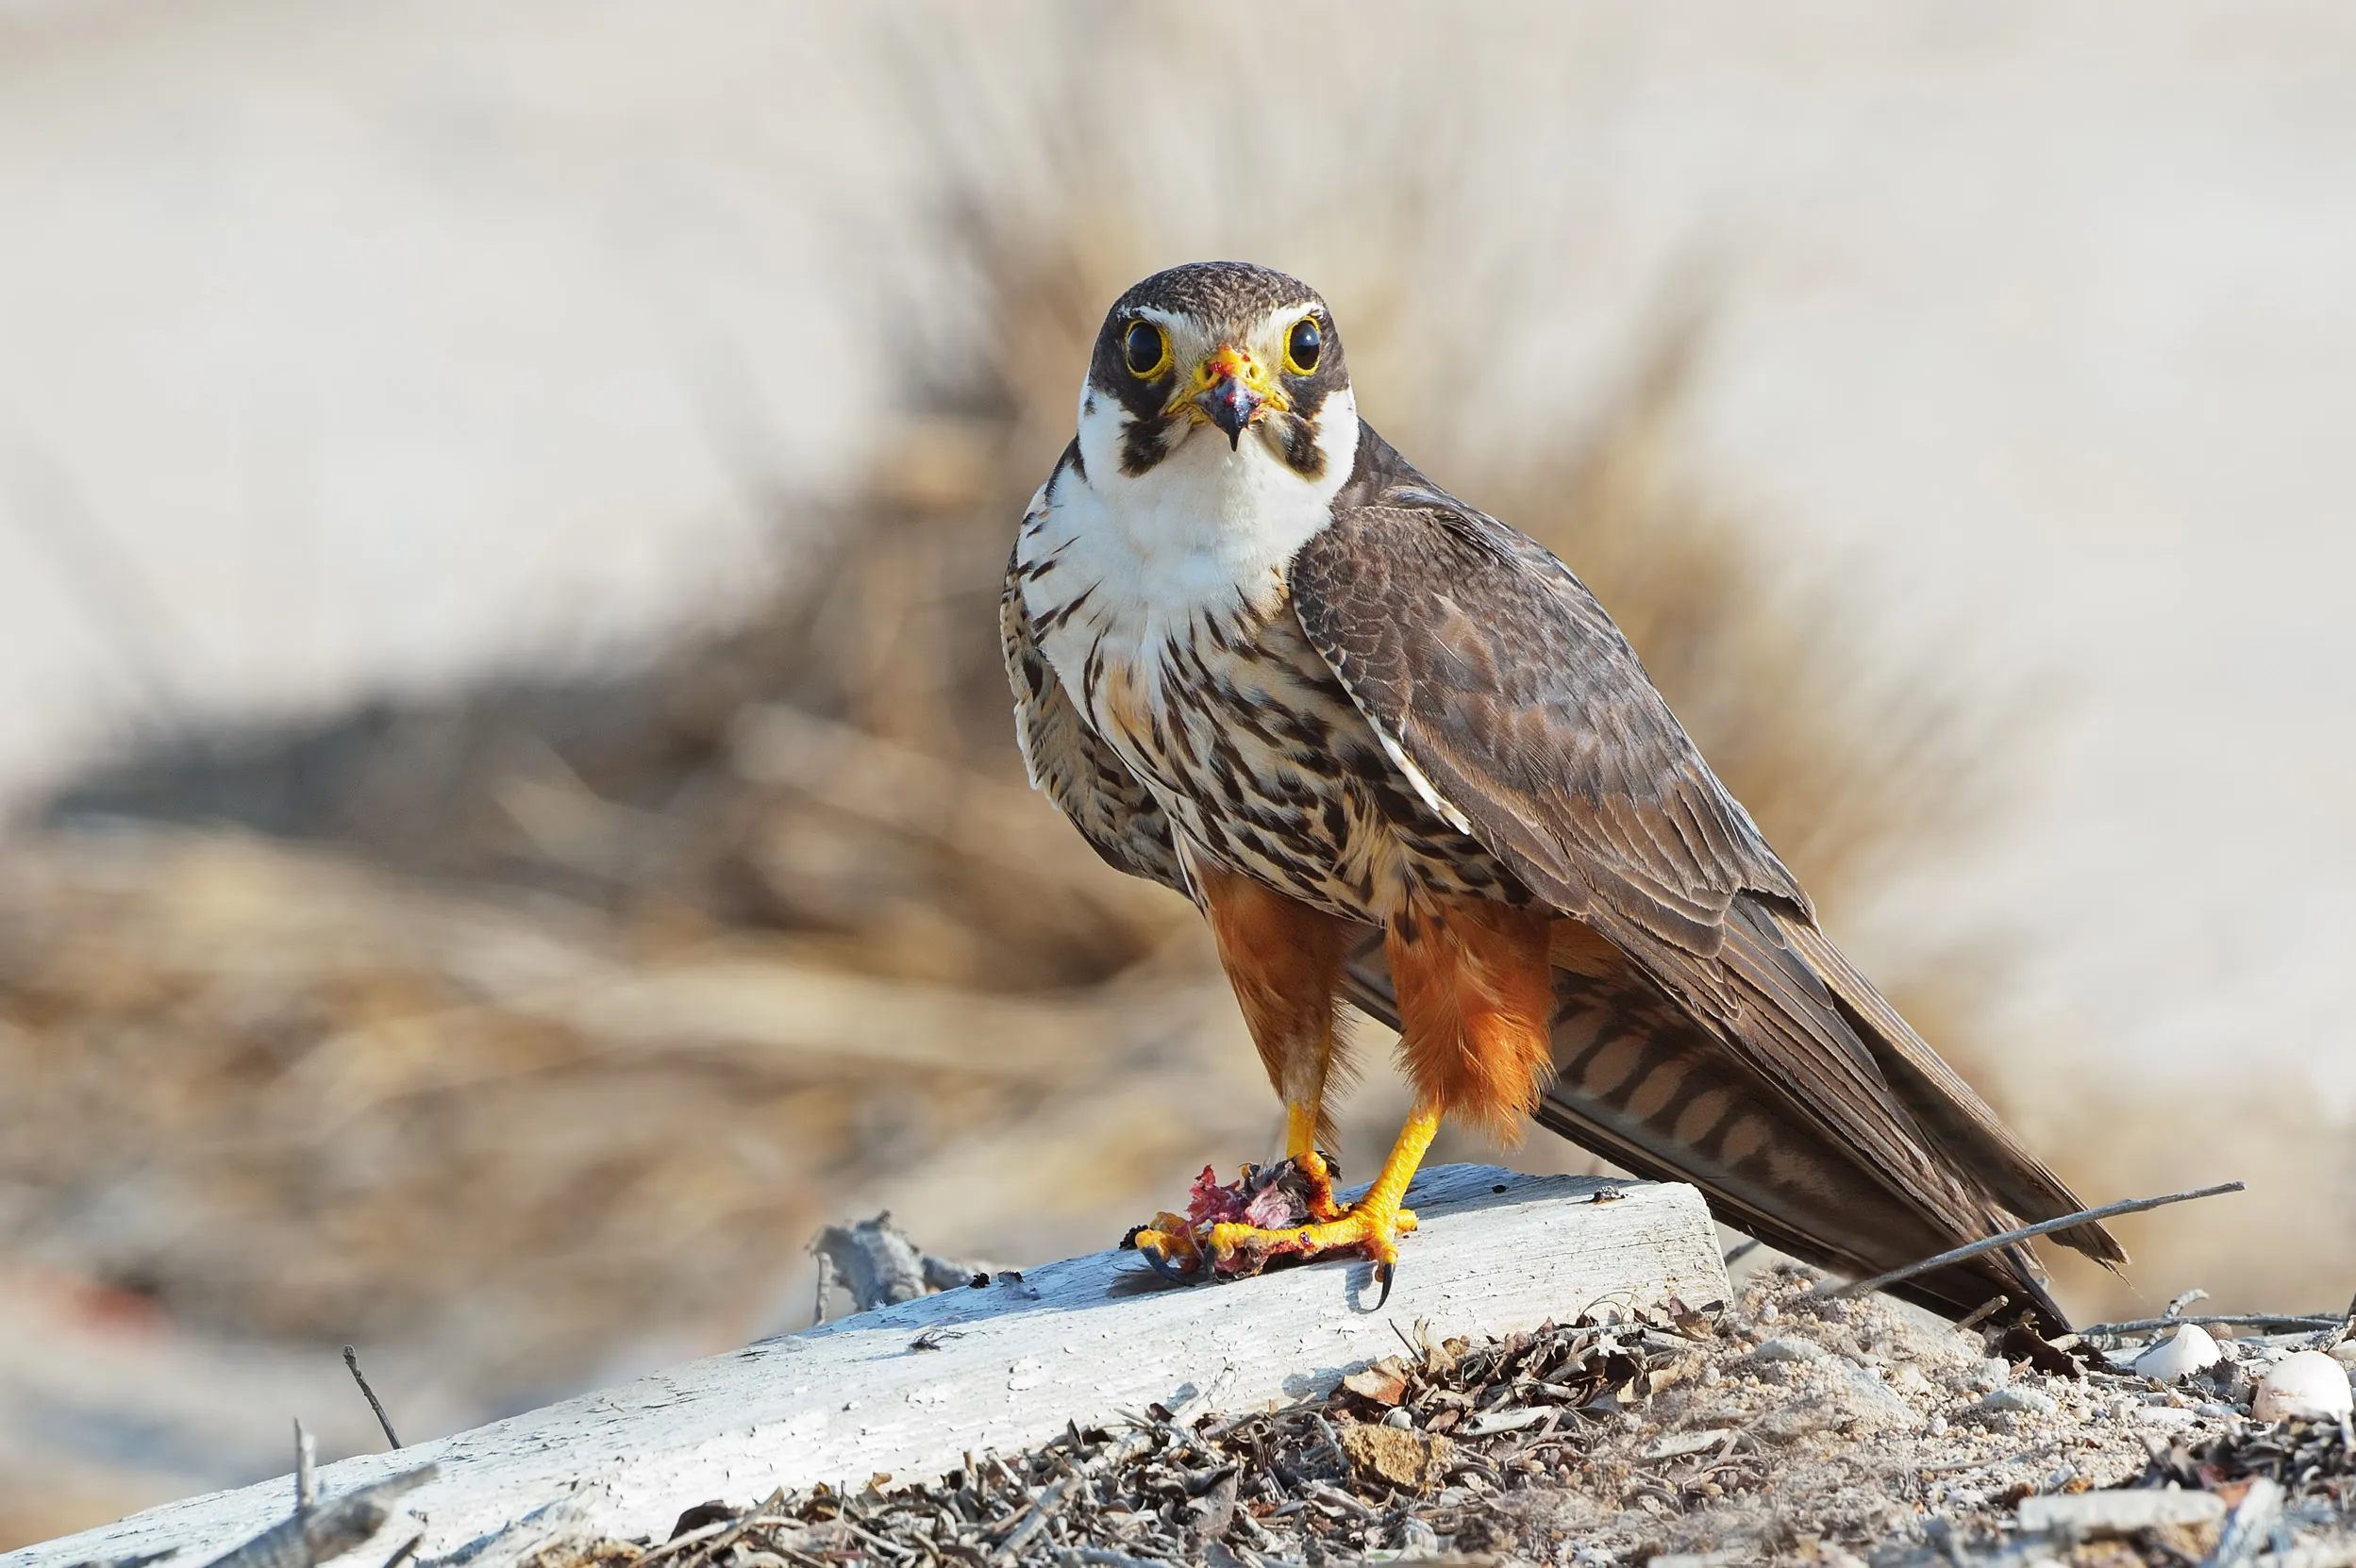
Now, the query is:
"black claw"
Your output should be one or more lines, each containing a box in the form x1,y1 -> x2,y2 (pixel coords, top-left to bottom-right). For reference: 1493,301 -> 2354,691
1373,1260 -> 1396,1311
1139,1243 -> 1195,1285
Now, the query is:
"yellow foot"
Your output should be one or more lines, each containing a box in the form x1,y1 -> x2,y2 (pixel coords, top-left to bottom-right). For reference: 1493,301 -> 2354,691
1202,1196 -> 1419,1280
1122,1156 -> 1396,1287
1127,1104 -> 1440,1307
1128,1212 -> 1204,1281
1295,1146 -> 1345,1222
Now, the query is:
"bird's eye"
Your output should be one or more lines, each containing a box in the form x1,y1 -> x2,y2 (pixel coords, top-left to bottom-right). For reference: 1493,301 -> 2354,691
1123,321 -> 1170,378
1284,315 -> 1323,375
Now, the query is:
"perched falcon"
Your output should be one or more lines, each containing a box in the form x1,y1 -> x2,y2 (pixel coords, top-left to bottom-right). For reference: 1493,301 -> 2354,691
1001,260 -> 2122,1329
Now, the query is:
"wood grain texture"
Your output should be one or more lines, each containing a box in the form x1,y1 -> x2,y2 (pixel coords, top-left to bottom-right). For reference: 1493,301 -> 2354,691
6,1165 -> 1725,1568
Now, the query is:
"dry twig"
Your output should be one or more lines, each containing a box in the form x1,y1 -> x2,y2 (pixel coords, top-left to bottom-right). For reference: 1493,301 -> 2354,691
198,1466 -> 437,1568
343,1347 -> 402,1449
1821,1182 -> 2246,1302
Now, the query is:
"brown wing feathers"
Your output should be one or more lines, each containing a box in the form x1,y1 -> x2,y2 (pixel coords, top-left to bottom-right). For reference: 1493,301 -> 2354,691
1776,915 -> 2126,1267
1299,431 -> 2120,1327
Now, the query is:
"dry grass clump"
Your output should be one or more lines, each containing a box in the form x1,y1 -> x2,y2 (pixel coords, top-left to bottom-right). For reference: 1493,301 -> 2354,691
0,823 -> 1279,1400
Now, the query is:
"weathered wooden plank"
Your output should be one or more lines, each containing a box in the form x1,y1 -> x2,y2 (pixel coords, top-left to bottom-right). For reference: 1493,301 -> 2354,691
6,1165 -> 1726,1568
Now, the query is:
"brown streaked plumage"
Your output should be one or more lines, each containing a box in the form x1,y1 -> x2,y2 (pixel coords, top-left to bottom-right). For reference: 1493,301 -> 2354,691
1002,260 -> 2122,1328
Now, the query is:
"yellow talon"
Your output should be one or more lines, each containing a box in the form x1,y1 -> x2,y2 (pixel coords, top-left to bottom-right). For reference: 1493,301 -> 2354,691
1128,1106 -> 1441,1288
1129,1216 -> 1203,1278
1293,1145 -> 1345,1222
1284,1102 -> 1345,1221
1200,1196 -> 1419,1269
1197,1103 -> 1438,1272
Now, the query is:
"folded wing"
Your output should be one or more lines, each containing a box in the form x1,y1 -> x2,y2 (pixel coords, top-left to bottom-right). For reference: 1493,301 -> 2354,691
1298,435 -> 2121,1326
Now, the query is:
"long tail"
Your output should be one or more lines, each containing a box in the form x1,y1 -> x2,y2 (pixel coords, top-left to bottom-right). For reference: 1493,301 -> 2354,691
1343,900 -> 2121,1333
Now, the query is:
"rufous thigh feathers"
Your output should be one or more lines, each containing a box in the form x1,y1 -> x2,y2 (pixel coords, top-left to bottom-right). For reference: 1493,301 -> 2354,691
1193,861 -> 1362,1146
1386,894 -> 1556,1141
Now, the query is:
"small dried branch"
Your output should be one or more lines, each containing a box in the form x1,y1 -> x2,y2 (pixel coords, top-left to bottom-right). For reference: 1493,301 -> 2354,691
294,1423 -> 317,1513
809,1212 -> 987,1313
1953,1295 -> 2011,1332
1818,1181 -> 2246,1302
2079,1312 -> 2345,1339
199,1466 -> 437,1568
343,1348 -> 402,1449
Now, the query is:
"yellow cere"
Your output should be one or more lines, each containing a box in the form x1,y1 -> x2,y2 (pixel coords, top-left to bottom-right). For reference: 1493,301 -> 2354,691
1169,343 -> 1292,420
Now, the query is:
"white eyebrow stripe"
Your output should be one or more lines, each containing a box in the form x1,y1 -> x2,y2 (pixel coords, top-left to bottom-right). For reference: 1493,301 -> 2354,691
1251,301 -> 1325,339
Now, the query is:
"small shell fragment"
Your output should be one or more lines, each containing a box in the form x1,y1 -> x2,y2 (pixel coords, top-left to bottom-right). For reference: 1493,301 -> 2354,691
2252,1351 -> 2354,1423
2133,1323 -> 2222,1382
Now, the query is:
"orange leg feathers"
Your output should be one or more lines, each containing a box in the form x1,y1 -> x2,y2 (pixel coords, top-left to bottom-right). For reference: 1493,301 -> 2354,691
1195,861 -> 1357,1206
1386,892 -> 1557,1141
1131,872 -> 1558,1290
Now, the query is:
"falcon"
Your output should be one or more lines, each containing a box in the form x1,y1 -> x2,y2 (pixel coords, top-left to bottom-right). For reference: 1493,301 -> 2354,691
1001,260 -> 2122,1328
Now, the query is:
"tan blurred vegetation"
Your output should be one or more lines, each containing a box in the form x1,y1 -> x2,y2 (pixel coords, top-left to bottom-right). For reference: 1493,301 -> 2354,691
4,6 -> 2350,1544
0,209 -> 2003,1390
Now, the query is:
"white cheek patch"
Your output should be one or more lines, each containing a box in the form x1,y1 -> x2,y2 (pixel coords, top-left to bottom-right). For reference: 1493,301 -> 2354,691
1034,372 -> 1361,729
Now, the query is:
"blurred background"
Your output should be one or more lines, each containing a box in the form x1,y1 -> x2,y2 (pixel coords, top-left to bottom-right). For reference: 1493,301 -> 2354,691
3,0 -> 2353,1548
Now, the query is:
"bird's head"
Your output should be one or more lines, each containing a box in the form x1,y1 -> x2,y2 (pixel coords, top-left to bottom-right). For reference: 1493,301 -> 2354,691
1077,261 -> 1359,492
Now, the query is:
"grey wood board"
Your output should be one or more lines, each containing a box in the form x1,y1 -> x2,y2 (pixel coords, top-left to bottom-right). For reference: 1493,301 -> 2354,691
7,1164 -> 1727,1568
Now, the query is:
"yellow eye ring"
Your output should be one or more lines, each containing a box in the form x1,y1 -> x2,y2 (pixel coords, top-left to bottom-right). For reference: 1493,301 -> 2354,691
1123,320 -> 1171,379
1283,314 -> 1323,375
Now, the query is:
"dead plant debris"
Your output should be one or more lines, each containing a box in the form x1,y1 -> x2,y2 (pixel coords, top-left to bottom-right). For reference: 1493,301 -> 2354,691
506,1266 -> 2356,1567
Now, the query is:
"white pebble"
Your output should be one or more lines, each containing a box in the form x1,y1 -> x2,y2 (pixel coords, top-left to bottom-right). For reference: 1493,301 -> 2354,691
2253,1351 -> 2355,1423
2133,1323 -> 2222,1381
1749,1337 -> 1829,1364
1977,1385 -> 2057,1416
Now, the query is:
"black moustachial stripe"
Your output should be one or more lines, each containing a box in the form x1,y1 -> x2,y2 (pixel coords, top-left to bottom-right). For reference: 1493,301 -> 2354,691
1088,261 -> 1349,482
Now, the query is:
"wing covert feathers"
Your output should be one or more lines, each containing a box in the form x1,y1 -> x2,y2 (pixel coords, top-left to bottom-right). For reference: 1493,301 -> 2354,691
1293,448 -> 1810,1023
1308,426 -> 2117,1329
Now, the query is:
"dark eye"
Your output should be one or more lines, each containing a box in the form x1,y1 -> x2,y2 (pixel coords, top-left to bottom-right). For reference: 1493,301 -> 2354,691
1284,315 -> 1322,375
1123,320 -> 1169,377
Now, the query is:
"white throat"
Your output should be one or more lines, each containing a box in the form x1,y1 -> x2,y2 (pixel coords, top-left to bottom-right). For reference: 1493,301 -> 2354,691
1050,383 -> 1361,626
1013,370 -> 1360,800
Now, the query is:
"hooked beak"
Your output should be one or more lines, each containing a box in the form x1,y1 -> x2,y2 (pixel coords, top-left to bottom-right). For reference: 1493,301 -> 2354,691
1185,345 -> 1282,449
